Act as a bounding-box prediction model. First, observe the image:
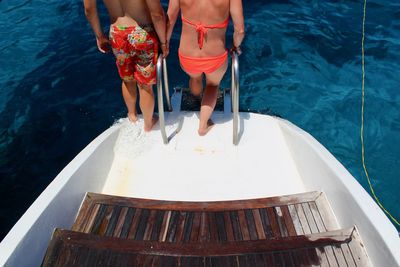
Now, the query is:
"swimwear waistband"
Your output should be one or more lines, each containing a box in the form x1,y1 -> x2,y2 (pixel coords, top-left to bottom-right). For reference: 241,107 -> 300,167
178,50 -> 228,61
111,24 -> 154,31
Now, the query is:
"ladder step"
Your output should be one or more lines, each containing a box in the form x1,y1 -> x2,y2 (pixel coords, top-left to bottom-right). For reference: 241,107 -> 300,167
180,88 -> 225,111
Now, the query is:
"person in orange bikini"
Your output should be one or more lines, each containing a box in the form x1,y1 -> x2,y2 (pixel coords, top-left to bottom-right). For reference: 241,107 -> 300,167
167,0 -> 245,136
84,0 -> 168,132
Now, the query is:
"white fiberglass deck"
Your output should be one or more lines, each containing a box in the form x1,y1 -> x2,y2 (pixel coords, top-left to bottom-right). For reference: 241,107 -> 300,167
103,112 -> 305,201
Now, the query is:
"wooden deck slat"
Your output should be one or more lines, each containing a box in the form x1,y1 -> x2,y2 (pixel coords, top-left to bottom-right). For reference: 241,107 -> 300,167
264,253 -> 275,266
215,212 -> 227,241
143,209 -> 158,241
273,252 -> 285,267
82,203 -> 100,233
112,207 -> 128,238
324,245 -> 339,267
281,206 -> 297,237
281,251 -> 294,267
244,209 -> 258,240
159,210 -> 171,242
307,201 -> 345,267
254,253 -> 265,267
291,249 -> 304,266
274,207 -> 289,237
174,211 -> 187,242
246,254 -> 258,267
120,207 -> 135,238
199,212 -> 209,242
230,211 -> 243,241
309,202 -> 325,232
127,208 -> 142,239
341,243 -> 357,267
166,211 -> 180,242
316,247 -> 330,267
309,201 -> 340,267
150,210 -> 165,241
98,205 -> 114,236
237,255 -> 247,266
266,207 -> 281,238
288,204 -> 303,235
182,212 -> 194,243
135,208 -> 150,240
105,206 -> 121,237
89,204 -> 107,234
81,246 -> 97,266
259,208 -> 274,239
208,212 -> 219,242
223,211 -> 235,241
238,210 -> 251,240
252,209 -> 266,240
151,255 -> 161,266
295,203 -> 312,234
332,245 -> 348,267
72,194 -> 93,232
302,203 -> 319,234
189,212 -> 201,242
307,247 -> 321,266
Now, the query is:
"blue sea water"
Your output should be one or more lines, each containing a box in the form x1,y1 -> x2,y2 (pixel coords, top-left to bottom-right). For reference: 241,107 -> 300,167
0,0 -> 399,240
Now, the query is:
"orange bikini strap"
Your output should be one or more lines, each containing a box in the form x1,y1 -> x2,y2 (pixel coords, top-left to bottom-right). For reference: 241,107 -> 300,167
181,16 -> 230,49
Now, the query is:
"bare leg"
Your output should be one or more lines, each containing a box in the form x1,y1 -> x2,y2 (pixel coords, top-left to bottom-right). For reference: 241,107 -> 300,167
122,80 -> 138,122
189,74 -> 203,97
137,83 -> 158,132
198,84 -> 218,136
198,60 -> 228,136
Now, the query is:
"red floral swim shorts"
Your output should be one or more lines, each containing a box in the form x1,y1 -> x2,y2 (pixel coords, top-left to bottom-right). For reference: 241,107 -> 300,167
109,25 -> 158,85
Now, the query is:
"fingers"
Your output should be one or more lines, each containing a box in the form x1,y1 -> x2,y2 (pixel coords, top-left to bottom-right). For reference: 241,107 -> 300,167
230,45 -> 242,56
97,35 -> 110,53
161,43 -> 169,58
98,44 -> 110,53
98,45 -> 108,53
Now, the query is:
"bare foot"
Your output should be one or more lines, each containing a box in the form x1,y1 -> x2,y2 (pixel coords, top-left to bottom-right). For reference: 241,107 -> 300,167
144,115 -> 159,132
198,119 -> 215,136
127,113 -> 138,123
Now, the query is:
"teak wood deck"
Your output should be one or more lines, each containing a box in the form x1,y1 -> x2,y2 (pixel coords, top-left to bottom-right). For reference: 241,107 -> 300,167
42,191 -> 372,266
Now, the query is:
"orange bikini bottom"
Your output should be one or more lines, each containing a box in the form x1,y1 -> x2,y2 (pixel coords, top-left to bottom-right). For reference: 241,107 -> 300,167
178,50 -> 228,74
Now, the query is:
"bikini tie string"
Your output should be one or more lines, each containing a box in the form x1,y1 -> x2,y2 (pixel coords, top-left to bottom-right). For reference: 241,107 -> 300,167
195,23 -> 207,49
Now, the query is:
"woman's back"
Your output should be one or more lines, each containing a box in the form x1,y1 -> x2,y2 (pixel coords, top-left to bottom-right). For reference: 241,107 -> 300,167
179,0 -> 230,57
167,0 -> 244,135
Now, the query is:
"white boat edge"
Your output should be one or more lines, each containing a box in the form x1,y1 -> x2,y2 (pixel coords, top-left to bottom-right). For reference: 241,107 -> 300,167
0,123 -> 120,267
0,113 -> 399,267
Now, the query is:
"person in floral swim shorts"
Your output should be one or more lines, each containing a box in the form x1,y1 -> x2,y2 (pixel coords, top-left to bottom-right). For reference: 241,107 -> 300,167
84,0 -> 168,132
109,25 -> 158,85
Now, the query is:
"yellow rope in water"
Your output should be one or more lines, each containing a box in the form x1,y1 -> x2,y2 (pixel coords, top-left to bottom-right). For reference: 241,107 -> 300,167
361,0 -> 400,226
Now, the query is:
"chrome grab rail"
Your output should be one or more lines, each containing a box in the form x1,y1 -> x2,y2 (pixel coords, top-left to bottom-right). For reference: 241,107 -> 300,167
156,56 -> 172,144
231,51 -> 240,145
163,59 -> 172,112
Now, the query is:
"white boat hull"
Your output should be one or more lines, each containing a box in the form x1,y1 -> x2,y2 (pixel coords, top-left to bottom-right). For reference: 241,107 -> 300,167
0,112 -> 399,266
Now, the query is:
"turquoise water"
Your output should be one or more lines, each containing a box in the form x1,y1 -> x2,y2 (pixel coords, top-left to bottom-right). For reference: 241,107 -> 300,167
0,0 -> 399,240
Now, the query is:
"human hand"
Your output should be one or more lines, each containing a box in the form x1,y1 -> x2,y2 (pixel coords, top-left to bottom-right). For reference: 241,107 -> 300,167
230,45 -> 242,56
161,42 -> 169,58
96,34 -> 110,53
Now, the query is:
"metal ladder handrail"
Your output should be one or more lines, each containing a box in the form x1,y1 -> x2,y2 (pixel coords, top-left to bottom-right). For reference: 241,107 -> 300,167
231,51 -> 240,145
156,56 -> 172,145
